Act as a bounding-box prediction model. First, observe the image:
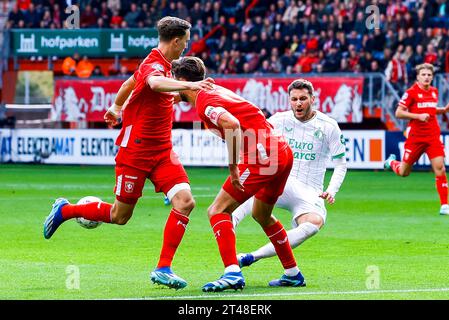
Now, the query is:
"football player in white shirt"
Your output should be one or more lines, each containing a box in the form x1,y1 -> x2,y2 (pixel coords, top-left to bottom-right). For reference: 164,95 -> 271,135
233,79 -> 347,273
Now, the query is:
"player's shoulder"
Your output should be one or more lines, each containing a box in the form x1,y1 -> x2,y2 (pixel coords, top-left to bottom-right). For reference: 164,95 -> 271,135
269,110 -> 292,121
140,50 -> 167,72
430,85 -> 438,94
405,83 -> 420,95
316,111 -> 340,128
196,88 -> 223,113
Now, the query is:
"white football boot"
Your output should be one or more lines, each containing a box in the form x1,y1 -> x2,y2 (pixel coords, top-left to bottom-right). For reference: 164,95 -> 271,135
440,204 -> 449,215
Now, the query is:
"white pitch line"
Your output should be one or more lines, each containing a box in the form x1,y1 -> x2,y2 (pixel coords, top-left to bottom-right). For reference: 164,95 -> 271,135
0,194 -> 216,201
2,183 -> 213,191
115,287 -> 449,300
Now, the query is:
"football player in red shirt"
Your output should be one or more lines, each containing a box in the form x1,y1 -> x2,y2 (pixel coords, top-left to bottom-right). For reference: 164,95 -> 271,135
385,63 -> 449,215
172,57 -> 305,292
43,17 -> 214,289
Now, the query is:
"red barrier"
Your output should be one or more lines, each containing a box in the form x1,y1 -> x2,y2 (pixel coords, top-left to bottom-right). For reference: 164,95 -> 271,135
53,77 -> 364,123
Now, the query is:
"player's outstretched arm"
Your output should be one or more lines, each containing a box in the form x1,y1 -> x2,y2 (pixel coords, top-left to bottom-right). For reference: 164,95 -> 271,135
148,76 -> 214,92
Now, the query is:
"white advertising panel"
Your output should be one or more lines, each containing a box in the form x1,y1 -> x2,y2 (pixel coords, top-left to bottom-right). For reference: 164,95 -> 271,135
0,129 -> 385,169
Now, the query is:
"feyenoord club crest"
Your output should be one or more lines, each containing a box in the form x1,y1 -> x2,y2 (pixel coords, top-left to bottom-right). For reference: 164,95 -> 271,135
125,181 -> 135,193
314,128 -> 325,140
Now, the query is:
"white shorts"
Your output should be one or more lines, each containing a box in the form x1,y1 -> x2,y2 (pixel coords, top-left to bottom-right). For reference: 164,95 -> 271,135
276,176 -> 327,228
232,176 -> 327,229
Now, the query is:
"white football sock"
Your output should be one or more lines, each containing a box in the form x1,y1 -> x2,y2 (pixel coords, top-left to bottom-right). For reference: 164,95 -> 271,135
232,198 -> 254,228
224,264 -> 241,274
252,222 -> 320,260
284,266 -> 300,277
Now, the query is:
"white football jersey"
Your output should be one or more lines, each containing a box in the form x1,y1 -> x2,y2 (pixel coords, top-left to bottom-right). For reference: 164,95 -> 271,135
268,110 -> 346,192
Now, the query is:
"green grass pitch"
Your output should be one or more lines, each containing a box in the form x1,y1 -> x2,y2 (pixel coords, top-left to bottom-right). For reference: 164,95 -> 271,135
1,164 -> 449,300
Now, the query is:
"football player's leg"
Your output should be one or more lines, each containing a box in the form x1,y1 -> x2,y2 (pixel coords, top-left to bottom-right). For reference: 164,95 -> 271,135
156,188 -> 194,269
251,198 -> 305,287
250,146 -> 297,270
232,197 -> 255,228
207,188 -> 242,274
203,186 -> 248,292
289,213 -> 323,247
391,140 -> 424,177
431,157 -> 447,203
150,151 -> 192,289
245,212 -> 322,265
429,139 -> 448,213
43,165 -> 141,239
257,147 -> 305,286
101,164 -> 146,225
251,199 -> 296,270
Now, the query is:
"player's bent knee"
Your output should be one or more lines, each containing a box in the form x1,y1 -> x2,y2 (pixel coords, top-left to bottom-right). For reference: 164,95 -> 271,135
297,213 -> 324,229
173,197 -> 195,215
434,166 -> 446,176
207,205 -> 217,218
169,184 -> 194,214
113,216 -> 131,225
110,201 -> 134,225
110,211 -> 132,225
252,213 -> 276,228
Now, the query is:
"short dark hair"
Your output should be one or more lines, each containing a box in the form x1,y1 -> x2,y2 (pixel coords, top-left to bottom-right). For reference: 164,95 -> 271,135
288,79 -> 314,95
157,16 -> 191,42
172,56 -> 206,82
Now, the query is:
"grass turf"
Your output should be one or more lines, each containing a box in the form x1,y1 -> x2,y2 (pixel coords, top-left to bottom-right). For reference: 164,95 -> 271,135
1,164 -> 449,300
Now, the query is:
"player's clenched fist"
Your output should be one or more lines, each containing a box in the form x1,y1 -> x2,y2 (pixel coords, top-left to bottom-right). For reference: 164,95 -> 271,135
189,77 -> 215,91
104,103 -> 122,127
229,164 -> 245,192
417,113 -> 430,122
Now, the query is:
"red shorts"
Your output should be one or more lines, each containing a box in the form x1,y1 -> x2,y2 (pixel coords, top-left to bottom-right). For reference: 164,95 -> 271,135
403,136 -> 445,165
114,148 -> 189,204
222,145 -> 293,205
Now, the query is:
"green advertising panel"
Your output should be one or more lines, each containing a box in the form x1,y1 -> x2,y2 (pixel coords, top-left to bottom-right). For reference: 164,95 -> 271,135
11,29 -> 159,57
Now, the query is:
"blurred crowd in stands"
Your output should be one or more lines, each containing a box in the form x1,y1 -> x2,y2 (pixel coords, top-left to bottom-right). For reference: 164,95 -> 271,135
61,52 -> 133,77
6,0 -> 449,91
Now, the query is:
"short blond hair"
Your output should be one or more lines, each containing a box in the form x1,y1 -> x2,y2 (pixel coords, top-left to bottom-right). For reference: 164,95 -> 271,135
416,63 -> 434,75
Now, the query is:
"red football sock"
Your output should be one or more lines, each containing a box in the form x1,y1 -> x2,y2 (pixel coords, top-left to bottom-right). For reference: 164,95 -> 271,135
210,213 -> 238,268
264,220 -> 297,269
61,201 -> 112,223
157,208 -> 190,268
436,175 -> 448,205
390,160 -> 401,175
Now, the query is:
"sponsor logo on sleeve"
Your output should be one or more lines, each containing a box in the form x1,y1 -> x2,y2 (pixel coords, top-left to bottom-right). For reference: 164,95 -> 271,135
205,106 -> 218,123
